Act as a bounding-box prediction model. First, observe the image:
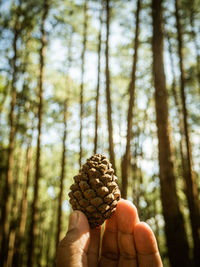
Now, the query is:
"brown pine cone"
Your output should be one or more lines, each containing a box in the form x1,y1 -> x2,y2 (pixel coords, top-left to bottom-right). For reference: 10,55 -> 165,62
68,154 -> 121,228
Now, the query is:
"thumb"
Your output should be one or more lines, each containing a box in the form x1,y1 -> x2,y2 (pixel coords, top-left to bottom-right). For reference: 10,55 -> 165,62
56,211 -> 90,267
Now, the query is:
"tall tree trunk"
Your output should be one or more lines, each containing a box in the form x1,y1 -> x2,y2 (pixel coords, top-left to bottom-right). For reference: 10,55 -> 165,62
189,7 -> 200,95
0,148 -> 8,221
79,0 -> 88,168
46,201 -> 56,267
45,228 -> 51,267
55,32 -> 72,251
35,214 -> 44,267
131,150 -> 138,205
152,0 -> 191,266
175,0 -> 200,264
167,33 -> 187,185
2,107 -> 23,267
121,0 -> 141,198
153,190 -> 160,251
55,93 -> 68,251
0,6 -> 20,260
94,1 -> 103,155
6,31 -> 33,266
27,1 -> 49,266
132,131 -> 143,215
13,134 -> 33,267
105,0 -> 116,172
6,141 -> 23,267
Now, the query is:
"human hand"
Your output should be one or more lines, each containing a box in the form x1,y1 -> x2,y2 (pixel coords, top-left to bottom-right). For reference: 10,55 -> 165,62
56,199 -> 163,267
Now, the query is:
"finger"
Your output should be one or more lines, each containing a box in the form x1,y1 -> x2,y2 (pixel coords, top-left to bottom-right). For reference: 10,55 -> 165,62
99,210 -> 118,267
88,227 -> 101,267
56,211 -> 90,267
134,222 -> 163,267
116,199 -> 140,267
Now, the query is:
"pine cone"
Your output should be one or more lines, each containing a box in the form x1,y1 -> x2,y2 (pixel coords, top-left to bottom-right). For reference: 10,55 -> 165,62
68,154 -> 121,228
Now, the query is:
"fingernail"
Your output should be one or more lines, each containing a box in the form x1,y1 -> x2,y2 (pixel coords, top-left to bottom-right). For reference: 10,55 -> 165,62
68,211 -> 79,231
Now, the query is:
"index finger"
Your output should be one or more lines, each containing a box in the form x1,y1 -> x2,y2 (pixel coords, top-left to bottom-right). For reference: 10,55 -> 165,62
116,199 -> 140,267
99,210 -> 118,267
99,198 -> 140,267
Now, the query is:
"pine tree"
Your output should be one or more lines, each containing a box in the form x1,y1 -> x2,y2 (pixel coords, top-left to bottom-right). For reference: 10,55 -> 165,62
79,0 -> 88,167
27,0 -> 49,265
55,31 -> 72,251
0,2 -> 21,260
94,0 -> 103,155
13,131 -> 33,267
105,0 -> 116,171
175,0 -> 200,264
152,0 -> 191,265
121,0 -> 141,198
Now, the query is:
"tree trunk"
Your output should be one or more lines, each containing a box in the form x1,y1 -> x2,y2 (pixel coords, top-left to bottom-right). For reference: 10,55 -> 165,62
0,148 -> 8,221
152,0 -> 191,266
47,202 -> 56,267
13,133 -> 33,267
55,31 -> 72,250
79,0 -> 88,168
167,33 -> 187,185
45,229 -> 51,267
131,134 -> 138,207
175,0 -> 200,264
6,141 -> 23,267
55,103 -> 67,249
27,1 -> 49,266
0,7 -> 20,260
121,0 -> 141,198
6,31 -> 33,266
35,215 -> 44,267
189,8 -> 200,95
94,1 -> 103,155
153,191 -> 160,251
105,0 -> 116,172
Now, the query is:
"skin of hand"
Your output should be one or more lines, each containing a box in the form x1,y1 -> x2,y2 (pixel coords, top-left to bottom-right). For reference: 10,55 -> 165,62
56,199 -> 163,267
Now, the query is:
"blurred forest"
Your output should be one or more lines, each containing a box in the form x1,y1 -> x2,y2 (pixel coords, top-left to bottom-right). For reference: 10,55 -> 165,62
0,0 -> 200,266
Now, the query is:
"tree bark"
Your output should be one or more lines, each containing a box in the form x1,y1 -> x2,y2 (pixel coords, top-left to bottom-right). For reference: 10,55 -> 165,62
121,0 -> 141,198
94,1 -> 103,155
175,0 -> 200,264
79,0 -> 88,168
152,0 -> 191,266
27,1 -> 49,266
105,0 -> 116,172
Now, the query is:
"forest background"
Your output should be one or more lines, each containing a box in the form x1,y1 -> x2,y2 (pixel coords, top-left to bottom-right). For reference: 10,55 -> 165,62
0,0 -> 199,266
